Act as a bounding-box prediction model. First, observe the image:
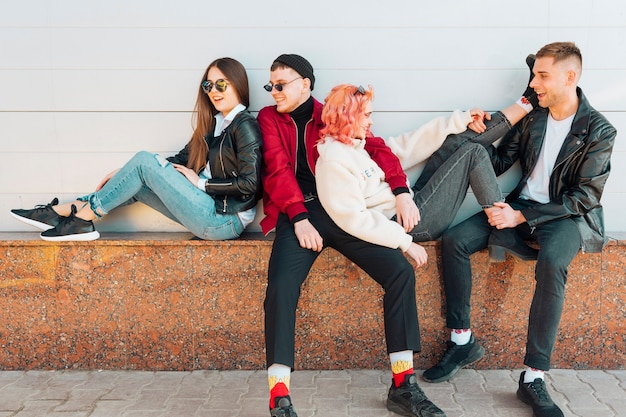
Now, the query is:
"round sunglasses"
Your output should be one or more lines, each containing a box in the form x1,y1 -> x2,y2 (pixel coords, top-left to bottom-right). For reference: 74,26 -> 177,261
202,79 -> 229,93
263,77 -> 302,92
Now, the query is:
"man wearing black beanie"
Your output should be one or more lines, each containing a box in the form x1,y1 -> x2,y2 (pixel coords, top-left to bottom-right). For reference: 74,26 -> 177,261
258,54 -> 446,417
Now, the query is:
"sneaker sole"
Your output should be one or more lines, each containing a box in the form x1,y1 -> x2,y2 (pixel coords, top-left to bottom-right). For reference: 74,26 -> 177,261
10,212 -> 55,231
386,400 -> 413,416
40,231 -> 100,242
386,399 -> 446,417
422,345 -> 485,383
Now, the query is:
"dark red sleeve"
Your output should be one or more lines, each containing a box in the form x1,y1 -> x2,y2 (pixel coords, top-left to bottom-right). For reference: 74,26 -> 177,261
364,135 -> 409,193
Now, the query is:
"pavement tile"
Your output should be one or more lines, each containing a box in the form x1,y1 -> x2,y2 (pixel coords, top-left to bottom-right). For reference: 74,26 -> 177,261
54,389 -> 110,412
78,371 -> 119,390
0,369 -> 622,416
577,370 -> 625,398
0,387 -> 37,410
163,398 -> 206,416
89,399 -> 129,417
99,372 -> 155,401
12,400 -> 65,417
0,371 -> 24,389
291,370 -> 320,387
599,397 -> 626,417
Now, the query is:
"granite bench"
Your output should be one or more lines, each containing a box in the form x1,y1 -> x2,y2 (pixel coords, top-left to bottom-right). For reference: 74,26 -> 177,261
0,232 -> 624,371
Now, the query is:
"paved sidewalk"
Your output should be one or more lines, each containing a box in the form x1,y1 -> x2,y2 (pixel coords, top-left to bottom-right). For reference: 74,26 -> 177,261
0,369 -> 624,417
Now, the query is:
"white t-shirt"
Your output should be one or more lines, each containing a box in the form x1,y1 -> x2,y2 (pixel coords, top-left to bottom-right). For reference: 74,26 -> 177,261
520,113 -> 575,203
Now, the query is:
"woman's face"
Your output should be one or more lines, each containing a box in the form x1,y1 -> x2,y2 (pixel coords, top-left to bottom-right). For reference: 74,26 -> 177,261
205,66 -> 241,115
355,101 -> 373,139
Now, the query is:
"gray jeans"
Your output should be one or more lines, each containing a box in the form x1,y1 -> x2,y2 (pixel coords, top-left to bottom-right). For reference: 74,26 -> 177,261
407,112 -> 512,241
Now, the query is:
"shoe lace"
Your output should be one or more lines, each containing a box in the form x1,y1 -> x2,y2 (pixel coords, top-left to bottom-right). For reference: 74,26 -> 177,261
34,198 -> 59,212
529,379 -> 551,403
32,202 -> 53,211
437,341 -> 460,365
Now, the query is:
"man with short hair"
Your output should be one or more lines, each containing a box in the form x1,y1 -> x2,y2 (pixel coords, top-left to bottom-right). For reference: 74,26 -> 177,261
423,42 -> 617,417
258,54 -> 446,417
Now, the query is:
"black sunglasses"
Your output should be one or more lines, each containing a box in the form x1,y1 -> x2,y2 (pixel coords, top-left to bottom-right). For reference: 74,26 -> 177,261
202,79 -> 229,93
263,77 -> 303,92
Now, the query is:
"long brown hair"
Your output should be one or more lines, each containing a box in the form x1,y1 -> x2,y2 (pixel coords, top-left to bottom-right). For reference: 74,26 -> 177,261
187,57 -> 250,173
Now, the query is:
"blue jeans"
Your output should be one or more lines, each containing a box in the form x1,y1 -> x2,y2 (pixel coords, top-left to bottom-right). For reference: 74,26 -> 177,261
407,111 -> 513,241
79,151 -> 244,240
441,198 -> 582,371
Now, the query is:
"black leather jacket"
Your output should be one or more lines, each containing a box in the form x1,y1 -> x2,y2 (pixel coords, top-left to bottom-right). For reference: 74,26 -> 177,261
489,88 -> 616,253
168,110 -> 263,215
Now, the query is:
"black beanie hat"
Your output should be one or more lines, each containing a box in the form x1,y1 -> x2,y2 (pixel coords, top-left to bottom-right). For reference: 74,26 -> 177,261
273,54 -> 316,91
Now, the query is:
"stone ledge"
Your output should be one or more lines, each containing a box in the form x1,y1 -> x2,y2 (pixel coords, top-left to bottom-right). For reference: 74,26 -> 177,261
0,232 -> 624,371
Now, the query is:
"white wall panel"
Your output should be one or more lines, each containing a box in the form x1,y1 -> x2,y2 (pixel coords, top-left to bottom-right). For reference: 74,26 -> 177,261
7,27 -> 626,71
3,68 -> 623,113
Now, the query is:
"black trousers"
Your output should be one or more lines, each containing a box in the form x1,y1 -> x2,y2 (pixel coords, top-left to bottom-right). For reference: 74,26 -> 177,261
441,198 -> 582,370
264,198 -> 421,369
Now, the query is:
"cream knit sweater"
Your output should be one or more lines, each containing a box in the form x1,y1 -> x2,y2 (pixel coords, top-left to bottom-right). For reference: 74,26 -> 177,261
315,110 -> 473,251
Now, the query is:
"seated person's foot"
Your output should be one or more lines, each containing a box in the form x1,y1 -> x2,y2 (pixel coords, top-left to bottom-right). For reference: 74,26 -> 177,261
387,373 -> 446,416
488,228 -> 538,262
517,372 -> 564,417
10,197 -> 64,230
39,204 -> 100,241
422,335 -> 484,383
522,54 -> 539,108
270,395 -> 298,417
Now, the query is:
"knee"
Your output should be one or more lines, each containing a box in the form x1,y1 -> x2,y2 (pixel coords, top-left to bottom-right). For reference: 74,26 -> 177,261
441,228 -> 463,254
130,150 -> 156,166
395,262 -> 416,287
466,141 -> 489,159
266,272 -> 302,300
535,257 -> 569,288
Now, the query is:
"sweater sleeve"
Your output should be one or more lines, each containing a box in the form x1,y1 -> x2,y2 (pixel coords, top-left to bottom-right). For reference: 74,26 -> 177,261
386,110 -> 473,171
315,156 -> 413,252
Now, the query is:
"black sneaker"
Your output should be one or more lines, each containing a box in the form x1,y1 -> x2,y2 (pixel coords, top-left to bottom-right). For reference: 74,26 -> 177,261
522,54 -> 539,109
40,205 -> 100,241
386,373 -> 446,417
270,395 -> 298,417
488,228 -> 538,262
10,198 -> 64,231
422,335 -> 484,383
517,372 -> 564,417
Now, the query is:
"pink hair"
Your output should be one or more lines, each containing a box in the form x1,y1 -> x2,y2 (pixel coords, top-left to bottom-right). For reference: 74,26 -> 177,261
319,84 -> 374,145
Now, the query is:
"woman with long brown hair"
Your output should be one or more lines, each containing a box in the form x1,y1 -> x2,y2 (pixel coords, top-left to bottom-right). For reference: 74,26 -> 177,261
11,57 -> 263,241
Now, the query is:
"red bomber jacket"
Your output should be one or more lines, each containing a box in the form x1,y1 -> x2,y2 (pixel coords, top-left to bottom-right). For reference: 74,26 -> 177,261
258,97 -> 409,235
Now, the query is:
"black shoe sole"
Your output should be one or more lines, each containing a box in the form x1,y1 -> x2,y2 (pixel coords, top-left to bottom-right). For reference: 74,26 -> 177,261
422,344 -> 485,383
40,230 -> 100,242
488,244 -> 538,262
386,399 -> 447,417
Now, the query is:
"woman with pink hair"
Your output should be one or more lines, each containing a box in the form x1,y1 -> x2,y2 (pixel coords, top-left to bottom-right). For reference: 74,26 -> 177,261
316,83 -> 532,266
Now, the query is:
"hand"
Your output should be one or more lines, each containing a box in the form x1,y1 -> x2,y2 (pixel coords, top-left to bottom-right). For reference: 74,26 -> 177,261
294,219 -> 324,252
405,242 -> 428,267
467,108 -> 491,133
485,202 -> 526,229
172,163 -> 200,186
395,193 -> 420,232
95,168 -> 121,191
